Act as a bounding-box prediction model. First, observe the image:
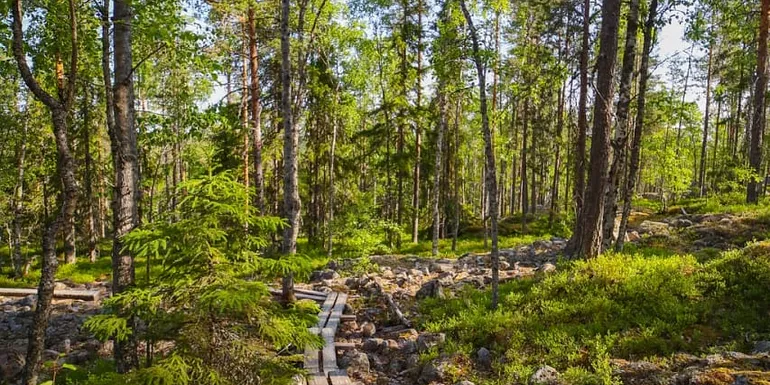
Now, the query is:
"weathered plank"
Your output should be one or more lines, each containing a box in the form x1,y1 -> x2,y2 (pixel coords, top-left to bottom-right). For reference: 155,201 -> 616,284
324,293 -> 347,332
295,288 -> 330,297
307,374 -> 328,385
334,342 -> 358,350
321,328 -> 337,371
316,292 -> 338,329
328,370 -> 353,385
269,289 -> 327,302
0,287 -> 100,301
340,314 -> 356,322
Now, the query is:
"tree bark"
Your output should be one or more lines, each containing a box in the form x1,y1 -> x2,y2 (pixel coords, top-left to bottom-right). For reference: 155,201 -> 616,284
83,85 -> 99,262
12,0 -> 78,380
748,0 -> 769,204
11,119 -> 27,277
412,0 -> 424,244
281,0 -> 299,303
699,43 -> 713,197
616,0 -> 659,251
574,0 -> 590,217
567,0 -> 622,259
111,0 -> 140,371
248,7 -> 265,214
433,87 -> 446,256
460,0 -> 500,309
602,0 -> 640,249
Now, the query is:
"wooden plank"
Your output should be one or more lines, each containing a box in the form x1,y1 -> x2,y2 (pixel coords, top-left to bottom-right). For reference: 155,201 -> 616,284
340,314 -> 356,322
307,374 -> 328,385
304,345 -> 320,372
321,328 -> 337,371
269,289 -> 327,302
0,287 -> 99,301
334,342 -> 358,350
325,293 -> 347,332
328,370 -> 353,385
316,292 -> 338,329
295,288 -> 330,297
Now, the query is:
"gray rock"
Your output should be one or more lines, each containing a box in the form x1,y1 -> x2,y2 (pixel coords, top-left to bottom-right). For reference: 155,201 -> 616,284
753,341 -> 770,354
638,221 -> 670,236
529,365 -> 561,385
416,332 -> 446,352
455,382 -> 475,385
419,358 -> 448,384
310,269 -> 340,282
538,263 -> 557,274
346,351 -> 370,374
363,338 -> 387,353
416,279 -> 445,300
361,322 -> 376,338
671,218 -> 694,228
477,347 -> 491,369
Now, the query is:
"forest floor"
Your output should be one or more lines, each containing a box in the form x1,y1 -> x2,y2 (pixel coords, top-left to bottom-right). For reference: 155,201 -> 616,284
3,197 -> 770,384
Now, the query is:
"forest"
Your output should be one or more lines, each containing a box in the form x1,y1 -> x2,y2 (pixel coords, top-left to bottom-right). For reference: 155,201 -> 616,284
2,0 -> 770,383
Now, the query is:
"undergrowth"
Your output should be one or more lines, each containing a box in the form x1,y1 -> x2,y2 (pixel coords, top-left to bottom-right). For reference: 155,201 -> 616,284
418,242 -> 770,384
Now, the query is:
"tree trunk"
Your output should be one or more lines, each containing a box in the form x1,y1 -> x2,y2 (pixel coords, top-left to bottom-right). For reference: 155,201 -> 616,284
433,87 -> 446,256
452,98 -> 461,252
111,0 -> 140,371
748,0 -> 769,204
11,119 -> 27,277
83,85 -> 99,262
699,43 -> 713,197
281,0 -> 299,303
412,0 -> 423,244
460,0 -> 500,309
602,0 -> 640,249
574,0 -> 590,217
616,0 -> 659,251
248,7 -> 264,214
568,0 -> 622,259
12,0 -> 78,380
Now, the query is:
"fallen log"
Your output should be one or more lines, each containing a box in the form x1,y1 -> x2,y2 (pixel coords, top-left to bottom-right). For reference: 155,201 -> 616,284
0,287 -> 100,301
373,282 -> 412,328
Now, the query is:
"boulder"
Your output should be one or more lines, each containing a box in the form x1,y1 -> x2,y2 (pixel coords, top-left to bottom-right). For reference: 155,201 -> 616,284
638,221 -> 670,236
416,332 -> 446,353
346,351 -> 370,374
627,231 -> 641,242
529,365 -> 561,385
538,263 -> 557,274
753,341 -> 770,354
416,280 -> 445,300
310,269 -> 340,282
476,347 -> 492,369
361,322 -> 376,338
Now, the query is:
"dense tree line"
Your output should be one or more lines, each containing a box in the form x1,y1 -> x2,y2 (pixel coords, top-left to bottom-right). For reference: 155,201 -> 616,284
1,0 -> 769,381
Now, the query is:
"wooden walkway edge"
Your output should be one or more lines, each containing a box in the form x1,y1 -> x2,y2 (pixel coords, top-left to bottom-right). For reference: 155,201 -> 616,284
0,287 -> 100,301
302,290 -> 354,385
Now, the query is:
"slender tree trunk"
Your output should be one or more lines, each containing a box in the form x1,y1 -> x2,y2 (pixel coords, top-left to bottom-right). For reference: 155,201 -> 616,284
574,0 -> 590,217
12,0 -> 78,380
11,119 -> 27,277
460,0 -> 499,309
452,98 -> 461,252
433,87 -> 446,256
616,0 -> 658,251
748,0 -> 769,203
83,85 -> 99,262
111,0 -> 140,371
699,42 -> 713,197
567,0 -> 622,259
412,0 -> 424,244
602,0 -> 640,249
521,102 -> 529,229
248,7 -> 264,214
281,0 -> 299,303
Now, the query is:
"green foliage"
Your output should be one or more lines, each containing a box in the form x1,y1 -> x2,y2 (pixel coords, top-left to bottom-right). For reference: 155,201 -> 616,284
84,172 -> 320,385
418,246 -> 770,384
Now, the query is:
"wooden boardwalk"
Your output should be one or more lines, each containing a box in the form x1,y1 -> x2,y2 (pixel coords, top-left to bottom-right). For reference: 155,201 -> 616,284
302,290 -> 354,385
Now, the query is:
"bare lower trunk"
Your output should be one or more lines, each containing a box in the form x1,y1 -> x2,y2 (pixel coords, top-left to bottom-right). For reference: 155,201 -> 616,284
460,0 -> 499,309
12,120 -> 27,277
602,0 -> 640,250
248,7 -> 264,214
699,43 -> 713,197
568,0 -> 622,259
111,0 -> 140,371
616,0 -> 658,251
748,0 -> 769,203
432,88 -> 446,256
281,0 -> 299,303
83,85 -> 99,262
573,0 -> 590,217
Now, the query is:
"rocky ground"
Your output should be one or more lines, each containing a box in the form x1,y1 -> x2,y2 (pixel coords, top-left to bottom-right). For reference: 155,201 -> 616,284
0,281 -> 111,383
2,212 -> 770,384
